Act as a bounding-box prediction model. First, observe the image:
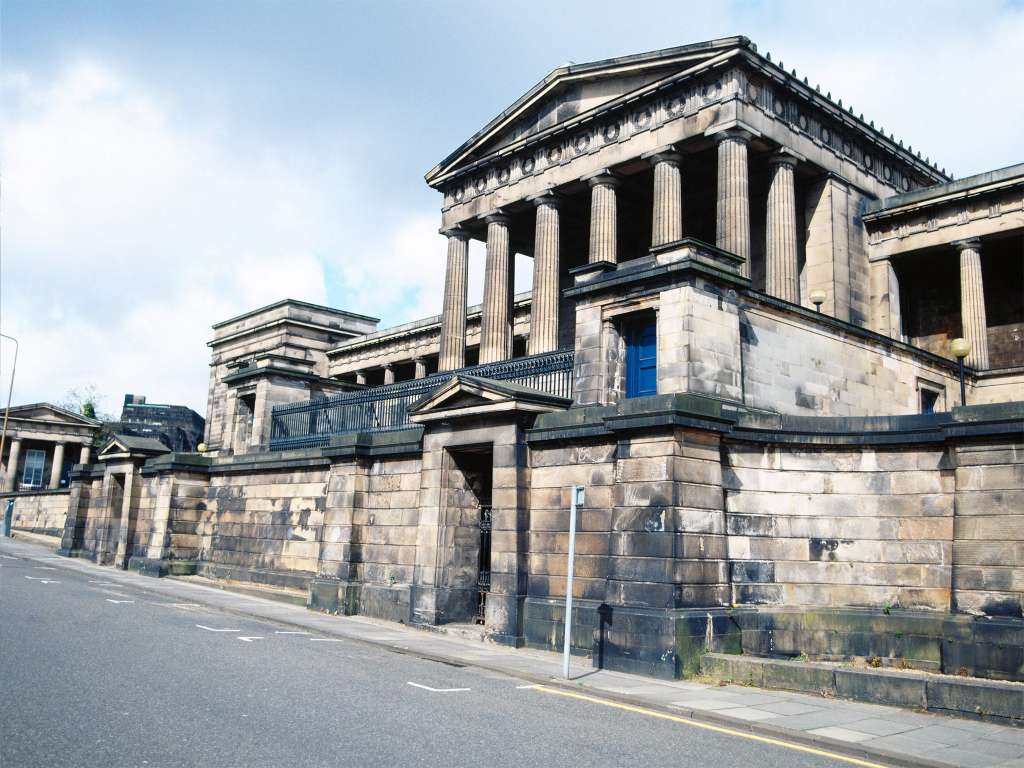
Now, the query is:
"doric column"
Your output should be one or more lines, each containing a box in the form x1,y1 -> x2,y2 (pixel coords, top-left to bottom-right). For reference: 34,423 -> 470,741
79,444 -> 91,465
765,151 -> 800,302
648,150 -> 683,246
414,358 -> 427,379
956,238 -> 989,370
528,194 -> 560,355
355,371 -> 367,386
382,364 -> 395,385
715,130 -> 751,272
437,227 -> 470,371
4,438 -> 22,491
479,213 -> 513,364
585,170 -> 619,263
49,442 -> 65,489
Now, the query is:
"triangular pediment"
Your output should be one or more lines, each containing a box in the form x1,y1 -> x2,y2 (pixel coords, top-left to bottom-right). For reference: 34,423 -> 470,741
408,375 -> 571,423
426,37 -> 749,185
98,433 -> 170,461
3,402 -> 101,428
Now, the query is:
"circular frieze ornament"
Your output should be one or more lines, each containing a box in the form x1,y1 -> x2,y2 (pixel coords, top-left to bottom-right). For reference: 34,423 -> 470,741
574,133 -> 590,153
475,176 -> 487,193
668,95 -> 684,115
821,126 -> 831,144
773,97 -> 785,116
454,186 -> 464,202
498,166 -> 510,183
864,153 -> 874,170
883,164 -> 892,181
798,113 -> 809,131
603,123 -> 620,142
521,156 -> 535,174
747,82 -> 758,101
902,177 -> 911,191
635,107 -> 652,128
842,139 -> 852,155
547,146 -> 561,164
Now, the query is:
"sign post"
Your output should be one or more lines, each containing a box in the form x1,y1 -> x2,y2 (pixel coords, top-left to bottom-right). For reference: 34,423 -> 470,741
563,485 -> 584,679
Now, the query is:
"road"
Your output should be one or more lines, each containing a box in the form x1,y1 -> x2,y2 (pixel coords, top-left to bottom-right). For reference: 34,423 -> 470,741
0,540 -> 850,768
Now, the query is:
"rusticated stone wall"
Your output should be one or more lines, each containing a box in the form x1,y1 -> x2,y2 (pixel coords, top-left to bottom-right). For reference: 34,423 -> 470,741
353,457 -> 422,589
199,467 -> 328,585
723,443 -> 954,611
2,489 -> 70,537
952,440 -> 1024,617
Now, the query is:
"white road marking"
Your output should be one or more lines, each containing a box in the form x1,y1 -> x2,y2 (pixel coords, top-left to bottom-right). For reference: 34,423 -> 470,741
309,638 -> 344,643
1,555 -> 19,560
33,566 -> 58,570
274,631 -> 310,635
24,576 -> 60,584
407,682 -> 471,693
89,581 -> 121,586
171,603 -> 201,609
237,636 -> 264,643
516,684 -> 541,689
195,624 -> 240,632
105,599 -> 135,604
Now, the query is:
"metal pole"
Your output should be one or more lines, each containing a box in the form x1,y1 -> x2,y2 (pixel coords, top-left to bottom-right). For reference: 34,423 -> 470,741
563,484 -> 583,679
0,334 -> 18,490
958,357 -> 966,406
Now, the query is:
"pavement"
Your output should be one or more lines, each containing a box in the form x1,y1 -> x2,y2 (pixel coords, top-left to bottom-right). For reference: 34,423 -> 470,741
2,534 -> 1022,768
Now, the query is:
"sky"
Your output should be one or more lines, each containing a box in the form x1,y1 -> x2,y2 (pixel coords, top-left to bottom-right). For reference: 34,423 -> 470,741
2,0 -> 1022,416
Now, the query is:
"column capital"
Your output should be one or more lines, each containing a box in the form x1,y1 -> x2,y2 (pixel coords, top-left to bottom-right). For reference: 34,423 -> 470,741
527,190 -> 561,208
704,119 -> 761,144
641,146 -> 681,166
440,225 -> 471,241
953,237 -> 982,252
582,168 -> 622,188
768,148 -> 805,168
484,210 -> 512,226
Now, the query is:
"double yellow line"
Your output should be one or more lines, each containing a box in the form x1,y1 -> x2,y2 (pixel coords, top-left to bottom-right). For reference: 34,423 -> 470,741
535,686 -> 890,768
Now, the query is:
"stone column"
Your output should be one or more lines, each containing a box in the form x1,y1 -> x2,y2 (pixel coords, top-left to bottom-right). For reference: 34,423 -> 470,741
437,228 -> 470,371
956,238 -> 989,370
765,151 -> 800,302
414,358 -> 427,379
585,171 -> 619,263
716,130 -> 751,272
355,372 -> 367,386
648,150 -> 683,246
49,442 -> 65,489
4,438 -> 21,491
79,444 -> 91,465
528,194 -> 560,355
479,213 -> 513,364
383,364 -> 395,385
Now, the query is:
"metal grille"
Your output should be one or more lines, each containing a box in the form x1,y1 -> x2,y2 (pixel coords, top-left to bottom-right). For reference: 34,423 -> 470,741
269,350 -> 574,450
475,504 -> 492,625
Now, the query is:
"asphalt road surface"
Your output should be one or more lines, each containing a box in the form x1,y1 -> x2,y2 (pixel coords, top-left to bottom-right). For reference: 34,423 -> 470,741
0,542 -> 850,767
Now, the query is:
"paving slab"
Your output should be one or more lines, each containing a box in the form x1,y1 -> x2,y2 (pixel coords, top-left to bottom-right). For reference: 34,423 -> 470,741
808,726 -> 875,743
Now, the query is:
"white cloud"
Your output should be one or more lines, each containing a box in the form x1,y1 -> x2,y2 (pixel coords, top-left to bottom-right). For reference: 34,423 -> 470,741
1,61 -> 334,413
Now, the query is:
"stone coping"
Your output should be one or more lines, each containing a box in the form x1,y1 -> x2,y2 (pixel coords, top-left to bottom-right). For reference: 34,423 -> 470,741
0,487 -> 71,498
701,653 -> 1023,725
210,297 -> 379,330
865,161 -> 1024,217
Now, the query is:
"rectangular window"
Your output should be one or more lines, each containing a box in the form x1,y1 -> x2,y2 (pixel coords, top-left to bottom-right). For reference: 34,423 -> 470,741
917,378 -> 946,415
21,449 -> 45,488
625,317 -> 657,398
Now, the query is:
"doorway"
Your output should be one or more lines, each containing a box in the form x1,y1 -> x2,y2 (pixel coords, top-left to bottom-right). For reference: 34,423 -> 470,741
446,447 -> 493,625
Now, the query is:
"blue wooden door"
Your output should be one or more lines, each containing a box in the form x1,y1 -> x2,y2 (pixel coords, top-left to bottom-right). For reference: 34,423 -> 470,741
626,319 -> 657,398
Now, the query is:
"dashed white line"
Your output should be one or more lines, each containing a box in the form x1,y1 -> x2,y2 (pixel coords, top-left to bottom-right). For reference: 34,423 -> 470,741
274,631 -> 310,635
33,566 -> 58,570
105,599 -> 135,604
24,576 -> 59,584
309,638 -> 343,643
516,684 -> 541,689
195,624 -> 240,632
407,682 -> 471,693
237,636 -> 263,643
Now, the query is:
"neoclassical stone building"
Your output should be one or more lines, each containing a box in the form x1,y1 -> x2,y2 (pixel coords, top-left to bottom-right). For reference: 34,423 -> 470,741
27,38 -> 1024,680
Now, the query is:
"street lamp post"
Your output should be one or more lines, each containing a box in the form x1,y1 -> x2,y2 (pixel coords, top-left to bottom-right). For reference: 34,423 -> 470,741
809,289 -> 826,313
0,333 -> 19,489
950,337 -> 971,407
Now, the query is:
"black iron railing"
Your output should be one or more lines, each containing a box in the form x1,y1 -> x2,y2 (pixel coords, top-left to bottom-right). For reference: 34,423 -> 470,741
269,350 -> 574,450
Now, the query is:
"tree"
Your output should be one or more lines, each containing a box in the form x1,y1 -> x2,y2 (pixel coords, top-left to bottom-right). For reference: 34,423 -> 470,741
59,385 -> 114,422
